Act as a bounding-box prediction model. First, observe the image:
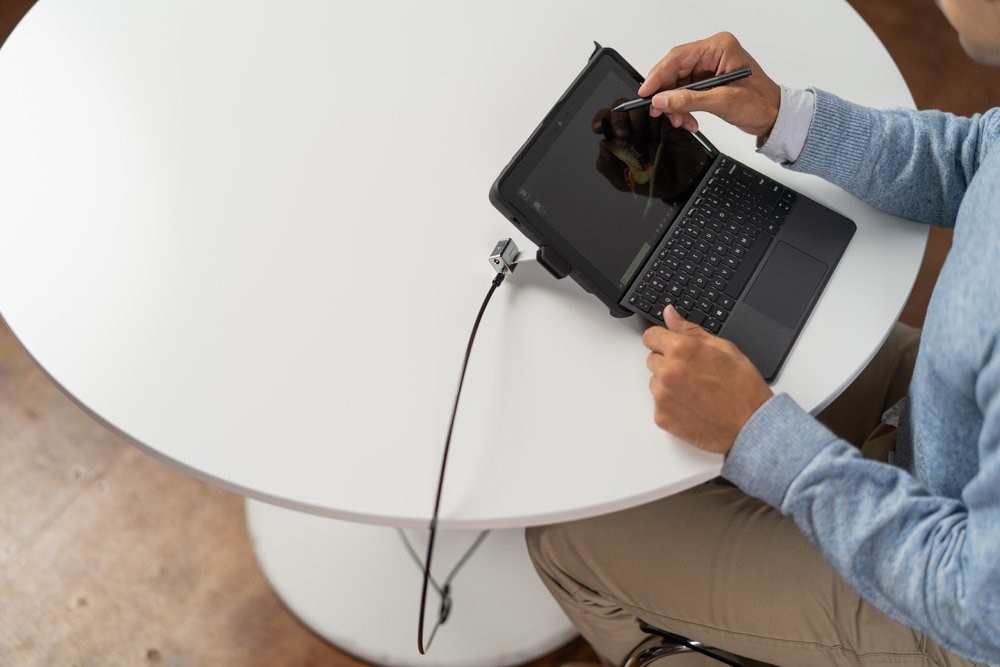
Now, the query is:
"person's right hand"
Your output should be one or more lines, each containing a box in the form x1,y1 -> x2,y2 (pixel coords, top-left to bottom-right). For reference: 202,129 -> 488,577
637,32 -> 781,140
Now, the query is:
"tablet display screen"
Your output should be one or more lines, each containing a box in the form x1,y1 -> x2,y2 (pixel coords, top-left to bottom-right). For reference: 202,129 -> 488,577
511,61 -> 714,295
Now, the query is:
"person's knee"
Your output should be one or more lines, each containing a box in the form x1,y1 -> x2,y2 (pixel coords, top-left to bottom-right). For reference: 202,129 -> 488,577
525,521 -> 585,594
524,523 -> 544,566
525,523 -> 562,577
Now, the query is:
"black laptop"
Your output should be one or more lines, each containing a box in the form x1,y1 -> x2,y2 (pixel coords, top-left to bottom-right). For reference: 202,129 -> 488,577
489,46 -> 855,382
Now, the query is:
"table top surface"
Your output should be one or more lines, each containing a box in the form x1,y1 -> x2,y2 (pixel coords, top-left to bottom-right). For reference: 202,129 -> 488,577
0,0 -> 925,529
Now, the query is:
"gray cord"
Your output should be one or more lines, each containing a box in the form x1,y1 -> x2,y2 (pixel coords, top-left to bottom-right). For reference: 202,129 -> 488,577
399,528 -> 490,649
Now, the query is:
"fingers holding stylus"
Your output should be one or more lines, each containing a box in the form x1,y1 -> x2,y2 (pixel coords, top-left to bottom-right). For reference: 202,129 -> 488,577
639,32 -> 782,139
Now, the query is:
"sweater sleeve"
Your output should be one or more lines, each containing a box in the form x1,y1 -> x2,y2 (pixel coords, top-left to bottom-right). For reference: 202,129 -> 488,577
722,387 -> 1000,663
789,89 -> 1000,228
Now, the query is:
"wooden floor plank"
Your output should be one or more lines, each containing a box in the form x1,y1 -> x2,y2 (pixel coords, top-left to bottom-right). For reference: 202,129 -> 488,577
0,420 -> 354,667
0,322 -> 124,568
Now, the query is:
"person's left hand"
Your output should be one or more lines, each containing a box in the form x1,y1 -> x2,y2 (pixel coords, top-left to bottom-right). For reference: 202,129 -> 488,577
643,305 -> 773,454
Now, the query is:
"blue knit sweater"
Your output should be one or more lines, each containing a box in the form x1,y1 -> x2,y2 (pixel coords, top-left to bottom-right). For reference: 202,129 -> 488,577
722,90 -> 1000,664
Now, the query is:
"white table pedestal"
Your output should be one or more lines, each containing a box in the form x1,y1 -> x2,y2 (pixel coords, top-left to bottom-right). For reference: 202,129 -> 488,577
245,500 -> 577,667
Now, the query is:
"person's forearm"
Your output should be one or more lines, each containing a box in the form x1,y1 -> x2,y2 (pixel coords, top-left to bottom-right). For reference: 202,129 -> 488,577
722,396 -> 1000,663
778,89 -> 998,227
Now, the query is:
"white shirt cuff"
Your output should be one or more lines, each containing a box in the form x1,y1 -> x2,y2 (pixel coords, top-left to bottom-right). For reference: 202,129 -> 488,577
758,86 -> 815,165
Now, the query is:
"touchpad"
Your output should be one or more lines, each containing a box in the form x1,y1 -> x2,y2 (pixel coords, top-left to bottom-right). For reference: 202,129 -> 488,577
744,242 -> 827,329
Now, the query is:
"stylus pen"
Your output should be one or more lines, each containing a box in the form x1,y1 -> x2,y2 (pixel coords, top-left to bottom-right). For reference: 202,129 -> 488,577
612,66 -> 752,112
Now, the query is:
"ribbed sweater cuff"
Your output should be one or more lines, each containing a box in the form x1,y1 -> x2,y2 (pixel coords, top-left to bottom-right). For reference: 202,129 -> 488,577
790,88 -> 876,188
722,393 -> 839,510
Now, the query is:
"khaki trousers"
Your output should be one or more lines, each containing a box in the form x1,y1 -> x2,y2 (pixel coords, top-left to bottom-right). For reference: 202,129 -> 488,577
526,324 -> 983,667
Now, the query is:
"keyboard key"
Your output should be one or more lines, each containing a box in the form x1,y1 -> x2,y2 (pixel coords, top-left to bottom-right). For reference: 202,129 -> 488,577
697,298 -> 713,314
709,306 -> 728,322
718,265 -> 734,280
637,298 -> 652,313
760,183 -> 782,208
686,309 -> 706,326
719,296 -> 735,310
643,289 -> 660,303
704,318 -> 723,334
724,235 -> 772,299
674,272 -> 690,286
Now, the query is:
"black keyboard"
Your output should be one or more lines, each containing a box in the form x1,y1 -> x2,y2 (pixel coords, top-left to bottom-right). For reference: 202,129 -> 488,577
624,156 -> 797,333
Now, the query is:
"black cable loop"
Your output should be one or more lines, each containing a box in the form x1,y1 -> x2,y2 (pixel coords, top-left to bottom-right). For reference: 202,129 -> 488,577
416,271 -> 506,654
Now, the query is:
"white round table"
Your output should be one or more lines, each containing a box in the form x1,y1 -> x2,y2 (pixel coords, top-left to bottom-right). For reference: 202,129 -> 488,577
0,1 -> 924,665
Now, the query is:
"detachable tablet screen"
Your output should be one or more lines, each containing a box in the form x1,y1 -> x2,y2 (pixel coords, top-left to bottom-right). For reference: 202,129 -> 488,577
503,55 -> 715,298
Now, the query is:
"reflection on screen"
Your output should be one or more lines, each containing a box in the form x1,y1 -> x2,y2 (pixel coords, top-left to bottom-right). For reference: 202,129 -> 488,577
517,68 -> 713,293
